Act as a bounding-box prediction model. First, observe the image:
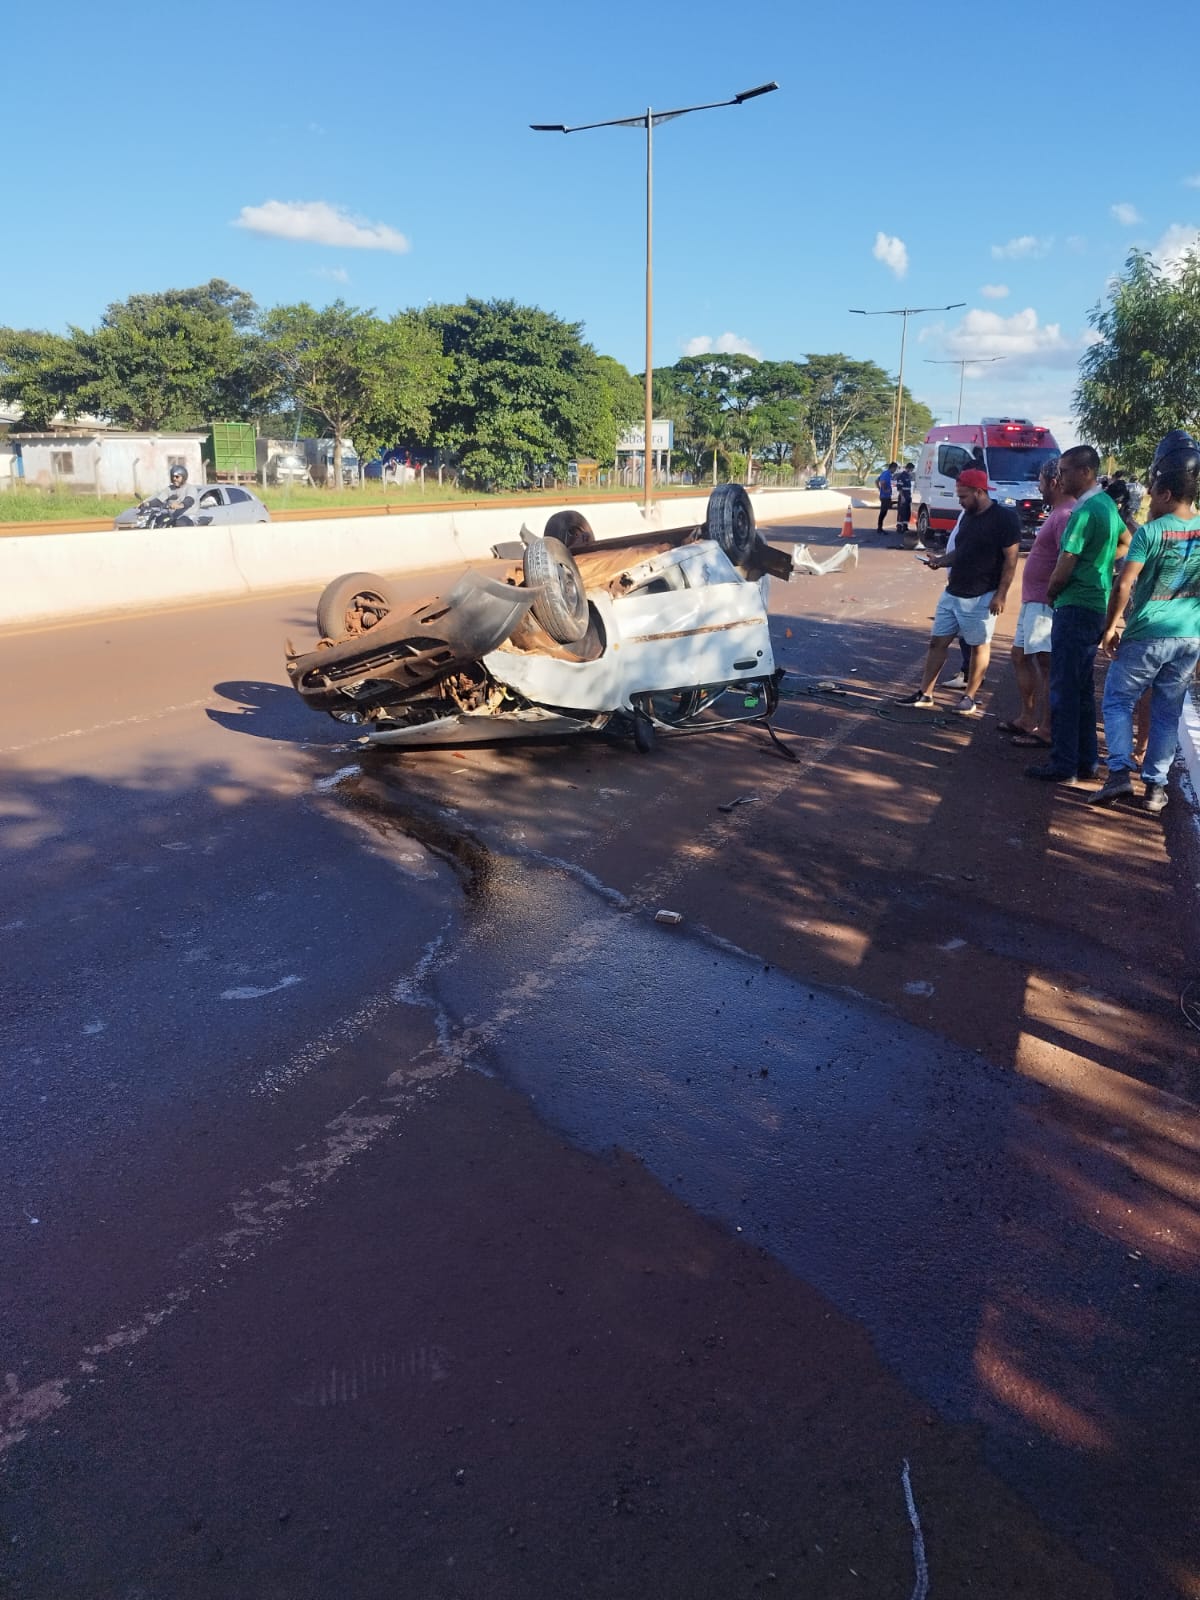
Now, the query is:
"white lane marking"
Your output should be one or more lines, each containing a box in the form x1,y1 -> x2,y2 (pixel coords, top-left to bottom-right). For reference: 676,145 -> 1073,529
0,697 -> 214,756
220,975 -> 302,1001
901,1459 -> 930,1600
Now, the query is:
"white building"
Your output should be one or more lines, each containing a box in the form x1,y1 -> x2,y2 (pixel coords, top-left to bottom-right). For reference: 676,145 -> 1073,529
6,431 -> 206,497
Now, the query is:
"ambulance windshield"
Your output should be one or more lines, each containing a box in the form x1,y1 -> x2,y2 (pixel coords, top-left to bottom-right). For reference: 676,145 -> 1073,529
985,446 -> 1059,484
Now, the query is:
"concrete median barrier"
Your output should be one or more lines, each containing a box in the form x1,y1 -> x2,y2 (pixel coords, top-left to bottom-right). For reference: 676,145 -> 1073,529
0,489 -> 849,630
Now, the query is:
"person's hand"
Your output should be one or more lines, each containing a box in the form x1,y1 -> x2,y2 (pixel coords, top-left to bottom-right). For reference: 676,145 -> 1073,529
989,593 -> 1007,616
1101,628 -> 1121,658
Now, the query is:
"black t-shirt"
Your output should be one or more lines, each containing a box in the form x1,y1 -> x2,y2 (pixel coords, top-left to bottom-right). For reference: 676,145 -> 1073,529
947,502 -> 1020,598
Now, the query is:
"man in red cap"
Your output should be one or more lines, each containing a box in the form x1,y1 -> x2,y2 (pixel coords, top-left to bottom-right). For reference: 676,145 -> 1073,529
894,467 -> 1020,713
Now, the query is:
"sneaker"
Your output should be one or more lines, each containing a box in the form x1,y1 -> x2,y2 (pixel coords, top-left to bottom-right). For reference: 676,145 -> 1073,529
913,540 -> 927,551
1144,782 -> 1169,815
1088,771 -> 1134,807
941,671 -> 967,689
1025,762 -> 1081,785
894,690 -> 935,707
953,695 -> 981,715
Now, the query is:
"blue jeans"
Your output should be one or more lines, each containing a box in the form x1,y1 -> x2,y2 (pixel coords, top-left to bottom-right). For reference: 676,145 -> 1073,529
1050,606 -> 1105,776
1102,636 -> 1200,786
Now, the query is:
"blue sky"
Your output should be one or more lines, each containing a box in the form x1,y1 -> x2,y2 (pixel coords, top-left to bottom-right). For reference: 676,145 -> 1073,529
7,0 -> 1198,445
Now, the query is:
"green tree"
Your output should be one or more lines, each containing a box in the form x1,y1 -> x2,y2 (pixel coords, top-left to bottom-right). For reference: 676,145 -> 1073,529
260,302 -> 446,485
0,280 -> 269,432
592,355 -> 645,467
0,329 -> 85,430
1075,247 -> 1200,474
420,299 -> 605,489
801,354 -> 898,478
739,359 -> 811,471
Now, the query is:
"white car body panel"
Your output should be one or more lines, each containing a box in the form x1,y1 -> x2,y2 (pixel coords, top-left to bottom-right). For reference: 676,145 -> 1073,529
359,540 -> 774,748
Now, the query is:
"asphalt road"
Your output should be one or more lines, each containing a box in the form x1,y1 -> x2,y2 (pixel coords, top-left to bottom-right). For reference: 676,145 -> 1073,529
2,508 -> 1199,1599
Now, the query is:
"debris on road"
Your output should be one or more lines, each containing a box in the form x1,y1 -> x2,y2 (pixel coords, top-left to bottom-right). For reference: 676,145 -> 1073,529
654,910 -> 683,926
717,795 -> 762,814
901,1459 -> 930,1600
790,542 -> 860,576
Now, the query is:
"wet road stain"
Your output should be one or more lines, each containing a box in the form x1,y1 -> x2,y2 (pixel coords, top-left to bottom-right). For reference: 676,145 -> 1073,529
315,776 -> 1199,1594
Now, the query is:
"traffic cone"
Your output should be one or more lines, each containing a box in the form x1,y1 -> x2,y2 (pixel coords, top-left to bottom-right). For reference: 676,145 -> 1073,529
839,501 -> 855,539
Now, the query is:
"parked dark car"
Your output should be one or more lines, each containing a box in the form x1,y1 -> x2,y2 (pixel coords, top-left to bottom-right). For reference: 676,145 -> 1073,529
806,474 -> 829,490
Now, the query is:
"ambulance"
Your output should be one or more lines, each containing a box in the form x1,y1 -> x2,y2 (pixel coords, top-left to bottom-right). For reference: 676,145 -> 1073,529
912,418 -> 1061,543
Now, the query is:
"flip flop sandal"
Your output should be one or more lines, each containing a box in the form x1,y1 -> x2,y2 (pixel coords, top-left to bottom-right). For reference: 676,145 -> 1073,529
997,720 -> 1028,735
1009,732 -> 1051,747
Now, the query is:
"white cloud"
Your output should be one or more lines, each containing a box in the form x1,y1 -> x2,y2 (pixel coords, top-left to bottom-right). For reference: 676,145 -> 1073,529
682,332 -> 762,358
1154,223 -> 1200,273
233,200 -> 410,253
929,307 -> 1081,373
872,231 -> 908,278
980,283 -> 1009,299
1184,175 -> 1200,189
990,235 -> 1052,260
1065,235 -> 1088,254
314,266 -> 349,283
1111,202 -> 1142,226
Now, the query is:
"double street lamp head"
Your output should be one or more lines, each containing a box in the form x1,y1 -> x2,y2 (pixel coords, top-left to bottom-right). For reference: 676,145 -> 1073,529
530,82 -> 778,135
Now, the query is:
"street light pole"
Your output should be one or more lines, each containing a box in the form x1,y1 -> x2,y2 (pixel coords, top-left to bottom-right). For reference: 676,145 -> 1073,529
923,357 -> 1006,424
849,302 -> 965,463
533,82 -> 778,517
644,106 -> 653,509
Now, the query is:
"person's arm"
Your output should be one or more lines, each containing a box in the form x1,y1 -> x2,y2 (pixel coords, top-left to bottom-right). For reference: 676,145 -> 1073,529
990,540 -> 1020,614
1100,560 -> 1142,655
1115,521 -> 1133,562
1045,550 -> 1078,602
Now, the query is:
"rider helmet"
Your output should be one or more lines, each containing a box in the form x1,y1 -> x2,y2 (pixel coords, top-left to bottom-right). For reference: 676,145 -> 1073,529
169,463 -> 188,485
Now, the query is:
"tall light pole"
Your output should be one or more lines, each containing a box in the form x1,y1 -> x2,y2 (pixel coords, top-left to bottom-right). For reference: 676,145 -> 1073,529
533,82 -> 778,516
923,356 -> 1006,424
849,302 -> 965,464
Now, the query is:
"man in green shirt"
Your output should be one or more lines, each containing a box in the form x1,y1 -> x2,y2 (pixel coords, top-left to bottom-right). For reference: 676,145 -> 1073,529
1026,444 -> 1125,784
1089,430 -> 1200,815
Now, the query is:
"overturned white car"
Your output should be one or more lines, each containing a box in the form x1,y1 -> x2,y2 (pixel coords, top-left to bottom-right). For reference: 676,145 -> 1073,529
285,486 -> 838,753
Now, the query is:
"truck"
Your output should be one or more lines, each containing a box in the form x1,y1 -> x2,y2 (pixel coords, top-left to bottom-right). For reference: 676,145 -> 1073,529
912,418 -> 1061,545
203,422 -> 257,483
300,437 -> 361,487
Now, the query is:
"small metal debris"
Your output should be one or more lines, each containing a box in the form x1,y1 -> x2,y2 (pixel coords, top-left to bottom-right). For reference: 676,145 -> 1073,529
654,910 -> 683,926
718,794 -> 762,813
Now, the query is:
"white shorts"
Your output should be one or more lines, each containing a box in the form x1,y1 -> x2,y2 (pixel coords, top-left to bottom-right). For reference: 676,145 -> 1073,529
1013,600 -> 1054,655
932,589 -> 997,648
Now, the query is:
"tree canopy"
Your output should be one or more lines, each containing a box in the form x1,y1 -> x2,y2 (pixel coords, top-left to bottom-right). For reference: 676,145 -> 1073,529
259,301 -> 447,480
0,280 -> 269,431
0,278 -> 936,486
419,298 -> 607,489
1075,247 -> 1200,474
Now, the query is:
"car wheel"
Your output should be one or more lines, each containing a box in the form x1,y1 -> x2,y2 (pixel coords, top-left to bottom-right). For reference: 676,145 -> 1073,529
916,505 -> 930,539
316,571 -> 394,640
633,710 -> 656,754
523,536 -> 590,644
705,483 -> 757,564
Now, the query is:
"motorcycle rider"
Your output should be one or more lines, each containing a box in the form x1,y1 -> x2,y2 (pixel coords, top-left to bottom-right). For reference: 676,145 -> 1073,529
150,463 -> 197,525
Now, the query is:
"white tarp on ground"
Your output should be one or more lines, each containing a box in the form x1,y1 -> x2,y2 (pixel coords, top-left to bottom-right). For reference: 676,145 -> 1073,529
0,489 -> 851,630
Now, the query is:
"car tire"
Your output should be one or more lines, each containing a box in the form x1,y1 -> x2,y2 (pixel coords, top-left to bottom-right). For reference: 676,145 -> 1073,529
916,505 -> 930,540
523,536 -> 590,644
705,483 -> 757,564
316,571 -> 394,640
633,710 -> 656,754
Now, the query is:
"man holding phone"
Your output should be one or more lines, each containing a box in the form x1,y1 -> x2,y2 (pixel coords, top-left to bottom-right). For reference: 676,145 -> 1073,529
893,468 -> 1021,714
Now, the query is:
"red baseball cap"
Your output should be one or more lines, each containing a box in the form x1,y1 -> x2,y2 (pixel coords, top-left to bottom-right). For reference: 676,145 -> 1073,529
957,468 -> 988,491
